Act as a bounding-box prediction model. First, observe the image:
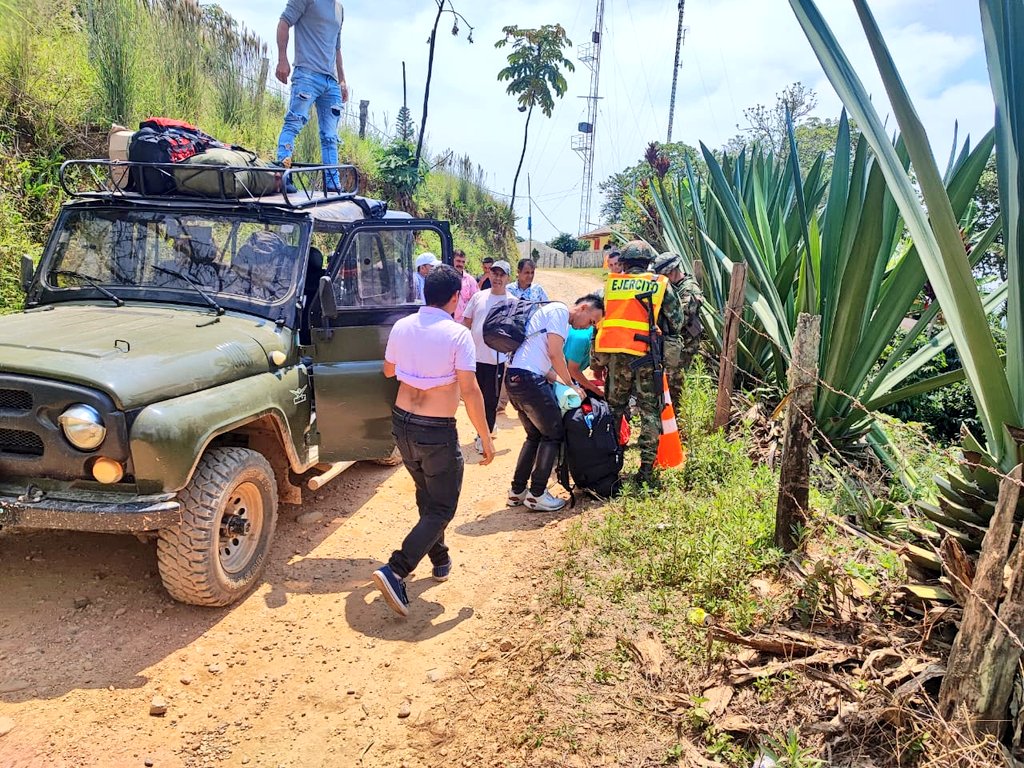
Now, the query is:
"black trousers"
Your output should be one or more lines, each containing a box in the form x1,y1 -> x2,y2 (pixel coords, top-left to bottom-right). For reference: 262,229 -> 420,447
505,369 -> 565,497
388,407 -> 464,578
475,361 -> 505,434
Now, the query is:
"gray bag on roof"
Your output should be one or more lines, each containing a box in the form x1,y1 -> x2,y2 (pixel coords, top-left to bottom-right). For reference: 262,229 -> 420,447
174,147 -> 279,198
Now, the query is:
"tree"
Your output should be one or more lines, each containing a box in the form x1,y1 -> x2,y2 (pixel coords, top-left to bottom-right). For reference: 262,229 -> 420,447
598,140 -> 701,224
414,1 -> 473,170
725,82 -> 818,156
496,24 -> 574,215
549,233 -> 587,256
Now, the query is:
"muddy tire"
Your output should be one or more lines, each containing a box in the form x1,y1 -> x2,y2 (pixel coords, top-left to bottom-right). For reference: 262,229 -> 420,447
157,447 -> 278,607
374,446 -> 403,467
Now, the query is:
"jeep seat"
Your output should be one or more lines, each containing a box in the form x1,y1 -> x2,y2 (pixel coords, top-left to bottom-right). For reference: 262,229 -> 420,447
224,231 -> 292,302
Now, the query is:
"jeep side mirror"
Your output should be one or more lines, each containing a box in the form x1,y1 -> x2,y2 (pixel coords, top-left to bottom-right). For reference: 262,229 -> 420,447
318,275 -> 338,320
20,255 -> 34,292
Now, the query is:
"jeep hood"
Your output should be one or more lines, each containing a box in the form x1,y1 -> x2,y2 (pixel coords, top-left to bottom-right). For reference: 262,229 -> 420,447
0,304 -> 290,409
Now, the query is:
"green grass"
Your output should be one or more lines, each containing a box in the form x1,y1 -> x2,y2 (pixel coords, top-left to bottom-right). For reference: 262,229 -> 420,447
566,360 -> 786,635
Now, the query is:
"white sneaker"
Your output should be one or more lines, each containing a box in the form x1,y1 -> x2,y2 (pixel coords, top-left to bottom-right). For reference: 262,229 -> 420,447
524,490 -> 566,512
474,436 -> 483,455
507,487 -> 528,507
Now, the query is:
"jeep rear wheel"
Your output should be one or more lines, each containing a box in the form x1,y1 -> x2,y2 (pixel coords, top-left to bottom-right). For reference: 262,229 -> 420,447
157,447 -> 278,607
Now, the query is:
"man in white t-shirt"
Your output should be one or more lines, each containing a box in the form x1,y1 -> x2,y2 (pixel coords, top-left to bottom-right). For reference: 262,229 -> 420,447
504,294 -> 604,512
462,259 -> 516,453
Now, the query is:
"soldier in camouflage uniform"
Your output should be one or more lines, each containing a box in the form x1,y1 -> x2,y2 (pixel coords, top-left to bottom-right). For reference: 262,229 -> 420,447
598,242 -> 685,487
654,252 -> 704,407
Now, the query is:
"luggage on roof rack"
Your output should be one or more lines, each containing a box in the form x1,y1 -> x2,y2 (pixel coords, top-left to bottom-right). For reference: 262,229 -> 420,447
58,159 -> 360,208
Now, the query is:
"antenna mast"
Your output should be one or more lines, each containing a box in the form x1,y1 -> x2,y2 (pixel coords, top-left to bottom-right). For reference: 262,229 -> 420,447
666,0 -> 688,143
572,0 -> 605,236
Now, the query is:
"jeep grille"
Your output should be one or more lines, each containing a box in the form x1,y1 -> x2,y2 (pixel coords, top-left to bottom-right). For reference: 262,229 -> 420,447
0,428 -> 45,457
0,388 -> 32,411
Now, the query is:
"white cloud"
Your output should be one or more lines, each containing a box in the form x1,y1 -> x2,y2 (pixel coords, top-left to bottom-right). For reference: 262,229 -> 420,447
212,0 -> 993,243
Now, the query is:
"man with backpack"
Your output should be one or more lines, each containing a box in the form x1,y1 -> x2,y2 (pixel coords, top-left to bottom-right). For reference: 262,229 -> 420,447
371,265 -> 494,618
496,295 -> 604,512
654,252 -> 704,407
275,0 -> 347,190
595,242 -> 685,488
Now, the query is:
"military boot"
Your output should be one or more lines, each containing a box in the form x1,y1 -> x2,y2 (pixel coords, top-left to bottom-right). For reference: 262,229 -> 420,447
633,463 -> 661,490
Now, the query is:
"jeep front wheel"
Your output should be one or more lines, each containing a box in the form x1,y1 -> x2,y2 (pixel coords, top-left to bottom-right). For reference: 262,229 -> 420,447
157,447 -> 278,607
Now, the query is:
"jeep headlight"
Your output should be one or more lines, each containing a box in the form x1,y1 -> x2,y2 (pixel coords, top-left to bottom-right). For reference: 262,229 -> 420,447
58,404 -> 106,450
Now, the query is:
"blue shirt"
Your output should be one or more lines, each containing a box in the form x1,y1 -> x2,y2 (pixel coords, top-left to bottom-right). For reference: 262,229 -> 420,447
281,0 -> 344,80
563,327 -> 593,371
507,283 -> 549,302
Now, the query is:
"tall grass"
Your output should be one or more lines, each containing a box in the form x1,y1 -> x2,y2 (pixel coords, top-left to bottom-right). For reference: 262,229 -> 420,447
151,0 -> 205,121
83,0 -> 138,125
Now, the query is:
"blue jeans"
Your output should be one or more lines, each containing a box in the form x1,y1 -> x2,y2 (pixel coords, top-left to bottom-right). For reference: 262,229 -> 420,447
276,66 -> 343,188
388,407 -> 464,578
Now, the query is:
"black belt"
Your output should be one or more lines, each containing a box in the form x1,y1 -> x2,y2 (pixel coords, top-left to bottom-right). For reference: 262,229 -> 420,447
392,406 -> 457,428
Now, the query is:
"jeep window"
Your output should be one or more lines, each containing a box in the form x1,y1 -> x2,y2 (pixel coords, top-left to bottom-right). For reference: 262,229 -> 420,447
45,208 -> 305,306
333,228 -> 440,308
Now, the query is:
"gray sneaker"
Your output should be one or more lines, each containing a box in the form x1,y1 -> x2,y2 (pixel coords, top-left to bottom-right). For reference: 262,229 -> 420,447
524,490 -> 566,512
507,487 -> 528,507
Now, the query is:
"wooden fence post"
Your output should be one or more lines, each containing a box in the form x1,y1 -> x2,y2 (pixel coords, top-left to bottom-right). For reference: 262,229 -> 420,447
938,464 -> 1024,737
713,263 -> 746,430
358,100 -> 369,139
255,58 -> 270,118
774,312 -> 820,551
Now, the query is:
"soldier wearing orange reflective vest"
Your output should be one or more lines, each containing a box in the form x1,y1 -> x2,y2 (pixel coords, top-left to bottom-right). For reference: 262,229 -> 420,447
594,241 -> 684,487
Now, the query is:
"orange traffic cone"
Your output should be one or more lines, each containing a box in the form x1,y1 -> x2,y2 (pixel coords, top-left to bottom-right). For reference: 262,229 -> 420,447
655,373 -> 686,469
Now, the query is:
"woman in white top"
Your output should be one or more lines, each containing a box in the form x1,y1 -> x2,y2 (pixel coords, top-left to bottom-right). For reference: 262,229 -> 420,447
462,259 -> 516,452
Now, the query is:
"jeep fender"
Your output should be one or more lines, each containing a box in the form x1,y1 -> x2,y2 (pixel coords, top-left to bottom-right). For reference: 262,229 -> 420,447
130,368 -> 312,493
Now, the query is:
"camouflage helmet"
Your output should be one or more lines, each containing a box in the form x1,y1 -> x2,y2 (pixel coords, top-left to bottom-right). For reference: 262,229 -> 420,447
618,240 -> 655,266
654,252 -> 681,276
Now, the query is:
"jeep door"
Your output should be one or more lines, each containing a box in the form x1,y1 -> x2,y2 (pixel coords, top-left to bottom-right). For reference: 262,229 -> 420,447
308,219 -> 452,462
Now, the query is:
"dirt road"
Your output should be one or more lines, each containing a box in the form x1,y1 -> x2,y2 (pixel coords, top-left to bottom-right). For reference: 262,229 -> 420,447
0,269 -> 602,768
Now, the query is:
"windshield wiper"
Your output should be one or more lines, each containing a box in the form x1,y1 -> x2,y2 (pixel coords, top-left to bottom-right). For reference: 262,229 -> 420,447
151,265 -> 226,316
53,270 -> 125,307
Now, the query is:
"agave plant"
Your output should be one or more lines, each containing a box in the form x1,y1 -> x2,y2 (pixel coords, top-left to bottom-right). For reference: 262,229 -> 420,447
788,0 -> 1021,547
649,115 -> 1005,454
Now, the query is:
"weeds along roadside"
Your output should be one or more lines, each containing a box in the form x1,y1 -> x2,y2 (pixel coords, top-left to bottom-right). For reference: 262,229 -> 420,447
484,358 -> 977,767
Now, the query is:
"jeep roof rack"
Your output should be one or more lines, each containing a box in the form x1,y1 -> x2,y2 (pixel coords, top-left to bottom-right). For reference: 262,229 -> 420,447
58,159 -> 360,209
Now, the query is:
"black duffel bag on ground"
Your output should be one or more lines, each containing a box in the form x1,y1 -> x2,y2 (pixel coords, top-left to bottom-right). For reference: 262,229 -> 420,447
556,396 -> 624,504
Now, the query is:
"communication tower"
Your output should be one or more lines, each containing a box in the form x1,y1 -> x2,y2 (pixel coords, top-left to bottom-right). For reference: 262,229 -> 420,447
666,0 -> 689,143
572,0 -> 605,237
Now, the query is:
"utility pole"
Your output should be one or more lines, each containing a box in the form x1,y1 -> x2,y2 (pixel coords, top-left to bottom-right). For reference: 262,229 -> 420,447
572,0 -> 605,238
528,173 -> 533,260
667,0 -> 687,143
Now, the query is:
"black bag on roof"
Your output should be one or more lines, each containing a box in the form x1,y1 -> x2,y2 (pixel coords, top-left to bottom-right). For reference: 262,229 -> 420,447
127,119 -> 226,194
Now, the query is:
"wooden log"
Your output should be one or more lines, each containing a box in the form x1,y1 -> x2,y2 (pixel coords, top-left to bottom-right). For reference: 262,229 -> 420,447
358,100 -> 369,139
713,262 -> 746,430
938,464 -> 1023,737
774,313 -> 820,551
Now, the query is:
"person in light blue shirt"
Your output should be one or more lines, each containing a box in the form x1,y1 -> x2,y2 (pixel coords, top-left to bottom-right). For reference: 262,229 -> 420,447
507,259 -> 549,302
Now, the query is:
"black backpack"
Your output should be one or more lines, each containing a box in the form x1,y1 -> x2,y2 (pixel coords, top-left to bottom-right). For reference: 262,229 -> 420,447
557,397 -> 624,504
127,120 -> 224,195
482,300 -> 548,355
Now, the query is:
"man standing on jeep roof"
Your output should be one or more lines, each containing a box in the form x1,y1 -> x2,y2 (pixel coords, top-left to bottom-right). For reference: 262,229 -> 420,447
372,265 -> 495,618
275,0 -> 347,190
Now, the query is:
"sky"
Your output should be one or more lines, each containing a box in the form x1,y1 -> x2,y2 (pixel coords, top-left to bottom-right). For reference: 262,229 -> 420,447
213,0 -> 995,244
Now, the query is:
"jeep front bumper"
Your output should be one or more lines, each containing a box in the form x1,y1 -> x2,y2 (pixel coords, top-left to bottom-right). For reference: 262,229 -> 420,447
0,492 -> 181,532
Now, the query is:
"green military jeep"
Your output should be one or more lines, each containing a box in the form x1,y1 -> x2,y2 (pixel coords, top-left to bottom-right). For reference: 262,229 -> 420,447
0,160 -> 451,606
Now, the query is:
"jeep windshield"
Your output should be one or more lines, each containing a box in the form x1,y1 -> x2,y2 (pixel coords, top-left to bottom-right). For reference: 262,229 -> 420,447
37,206 -> 306,315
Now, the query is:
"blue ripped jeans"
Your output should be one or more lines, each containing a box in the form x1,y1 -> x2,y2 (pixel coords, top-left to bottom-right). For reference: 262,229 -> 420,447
276,66 -> 344,188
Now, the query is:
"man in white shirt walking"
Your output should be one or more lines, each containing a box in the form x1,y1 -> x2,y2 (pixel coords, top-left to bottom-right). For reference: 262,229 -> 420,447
372,265 -> 495,617
505,294 -> 604,512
